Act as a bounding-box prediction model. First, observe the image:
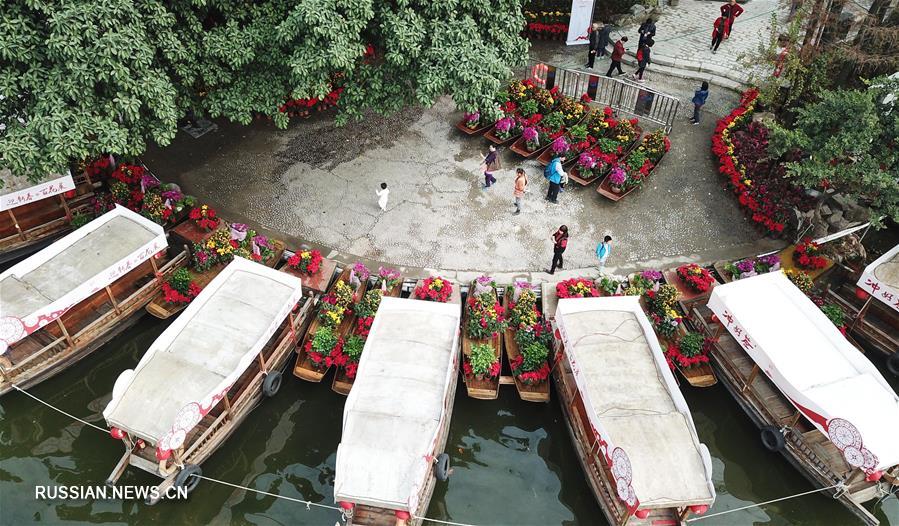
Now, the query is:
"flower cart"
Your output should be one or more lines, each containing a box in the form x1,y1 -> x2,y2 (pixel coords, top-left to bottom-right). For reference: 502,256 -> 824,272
552,297 -> 716,525
279,248 -> 337,295
103,258 -> 312,502
694,272 -> 899,525
145,221 -> 285,319
825,244 -> 899,375
332,267 -> 404,395
0,206 -> 181,396
461,277 -> 506,400
661,263 -> 721,304
0,170 -> 97,264
502,282 -> 551,402
455,111 -> 494,136
294,266 -> 368,382
597,130 -> 670,202
334,296 -> 460,526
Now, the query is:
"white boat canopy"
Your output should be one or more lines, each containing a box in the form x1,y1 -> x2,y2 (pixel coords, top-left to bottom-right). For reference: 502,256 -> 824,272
0,206 -> 166,353
555,296 -> 715,512
708,271 -> 899,473
1,169 -> 75,211
857,243 -> 899,314
103,257 -> 303,456
334,297 -> 460,513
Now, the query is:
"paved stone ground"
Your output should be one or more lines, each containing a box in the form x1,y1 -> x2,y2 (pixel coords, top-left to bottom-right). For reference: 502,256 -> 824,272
143,80 -> 783,277
543,0 -> 786,88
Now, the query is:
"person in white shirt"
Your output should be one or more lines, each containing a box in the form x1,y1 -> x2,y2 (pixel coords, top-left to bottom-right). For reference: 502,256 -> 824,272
595,235 -> 613,274
376,182 -> 389,212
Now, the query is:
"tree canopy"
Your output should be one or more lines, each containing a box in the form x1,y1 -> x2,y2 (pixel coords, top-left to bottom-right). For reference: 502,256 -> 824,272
767,76 -> 899,227
1,0 -> 528,182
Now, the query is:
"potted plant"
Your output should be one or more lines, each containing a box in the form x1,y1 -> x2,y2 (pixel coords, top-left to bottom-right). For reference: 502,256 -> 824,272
161,268 -> 201,305
466,290 -> 507,339
608,166 -> 627,193
305,326 -> 345,371
676,264 -> 716,293
464,342 -> 501,380
645,284 -> 682,339
793,238 -> 829,270
287,249 -> 323,275
414,276 -> 453,302
189,204 -> 220,231
556,278 -> 600,298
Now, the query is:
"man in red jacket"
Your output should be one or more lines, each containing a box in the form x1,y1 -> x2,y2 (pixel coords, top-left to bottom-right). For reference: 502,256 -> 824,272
721,0 -> 744,38
605,36 -> 627,77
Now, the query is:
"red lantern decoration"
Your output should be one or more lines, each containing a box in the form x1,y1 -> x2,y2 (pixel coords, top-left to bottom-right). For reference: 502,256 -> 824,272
394,510 -> 411,521
338,501 -> 354,510
109,427 -> 125,440
689,504 -> 710,515
63,190 -> 76,199
710,314 -> 720,324
865,471 -> 883,482
634,509 -> 650,519
155,448 -> 172,461
135,439 -> 146,449
855,287 -> 870,300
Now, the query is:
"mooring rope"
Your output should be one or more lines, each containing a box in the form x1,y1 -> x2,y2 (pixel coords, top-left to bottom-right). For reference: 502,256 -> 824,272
11,384 -> 109,433
685,482 -> 845,522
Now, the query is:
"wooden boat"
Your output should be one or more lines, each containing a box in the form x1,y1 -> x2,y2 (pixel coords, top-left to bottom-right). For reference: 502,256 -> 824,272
0,206 -> 181,396
279,253 -> 338,295
332,278 -> 404,395
641,295 -> 717,388
455,118 -> 494,136
0,170 -> 99,264
552,296 -> 717,525
828,244 -> 899,375
334,296 -> 461,526
501,285 -> 551,402
778,243 -> 835,281
144,236 -> 285,320
103,258 -> 312,503
509,135 -> 551,159
696,272 -> 899,526
597,151 -> 667,202
461,280 -> 503,400
294,267 -> 367,382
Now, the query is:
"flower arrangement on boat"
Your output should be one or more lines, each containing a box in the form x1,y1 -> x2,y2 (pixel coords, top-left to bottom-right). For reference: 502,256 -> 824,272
523,126 -> 541,151
228,227 -> 274,263
350,262 -> 371,288
341,334 -> 365,379
189,204 -> 220,230
785,269 -> 814,295
551,135 -> 570,156
494,116 -> 523,141
793,238 -> 829,270
819,303 -> 848,335
556,96 -> 586,127
723,254 -> 781,280
645,284 -> 682,338
161,268 -> 201,305
506,284 -> 553,385
598,275 -> 622,296
463,111 -> 481,130
556,278 -> 600,299
318,279 -> 355,329
676,264 -> 716,293
665,331 -> 711,370
616,130 -> 670,191
625,269 -> 662,295
305,326 -> 346,370
375,266 -> 401,291
466,291 -> 507,339
287,249 -> 323,275
354,289 -> 384,338
191,229 -> 233,272
464,343 -> 501,380
414,276 -> 453,303
508,284 -> 539,330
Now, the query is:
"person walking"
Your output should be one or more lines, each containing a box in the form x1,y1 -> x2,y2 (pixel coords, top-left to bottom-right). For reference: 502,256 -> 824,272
481,145 -> 501,188
595,235 -> 613,274
606,36 -> 627,77
512,168 -> 528,215
544,155 -> 565,203
721,0 -> 744,38
546,225 -> 569,275
376,182 -> 389,212
633,40 -> 652,82
597,21 -> 614,58
691,82 -> 710,125
585,22 -> 601,69
637,17 -> 656,49
710,16 -> 725,53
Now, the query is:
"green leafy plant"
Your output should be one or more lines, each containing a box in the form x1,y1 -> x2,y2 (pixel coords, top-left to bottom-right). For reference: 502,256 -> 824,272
343,334 -> 365,363
467,343 -> 499,378
311,326 -> 339,354
355,289 -> 383,319
520,341 -> 548,371
820,304 -> 845,328
519,99 -> 539,117
678,332 -> 705,358
167,268 -> 193,295
568,124 -> 588,142
70,212 -> 92,229
599,276 -> 619,295
542,112 -> 565,133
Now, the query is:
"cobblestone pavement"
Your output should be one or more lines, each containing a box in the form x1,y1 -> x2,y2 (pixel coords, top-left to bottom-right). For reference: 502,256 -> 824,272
540,0 -> 787,88
144,87 -> 784,277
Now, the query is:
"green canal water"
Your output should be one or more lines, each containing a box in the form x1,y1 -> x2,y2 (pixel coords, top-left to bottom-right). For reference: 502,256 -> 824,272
1,315 -> 897,526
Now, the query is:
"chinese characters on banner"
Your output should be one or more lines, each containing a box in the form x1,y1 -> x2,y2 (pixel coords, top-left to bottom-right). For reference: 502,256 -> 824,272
0,174 -> 76,212
859,277 -> 899,313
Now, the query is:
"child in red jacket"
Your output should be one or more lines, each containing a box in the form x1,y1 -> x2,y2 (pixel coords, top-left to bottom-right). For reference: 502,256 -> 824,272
711,17 -> 725,52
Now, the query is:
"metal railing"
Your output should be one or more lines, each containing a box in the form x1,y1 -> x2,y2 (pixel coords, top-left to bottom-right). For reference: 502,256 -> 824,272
524,61 -> 681,133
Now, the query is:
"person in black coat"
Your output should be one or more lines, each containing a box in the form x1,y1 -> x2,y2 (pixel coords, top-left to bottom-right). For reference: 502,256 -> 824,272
637,17 -> 656,49
597,22 -> 614,57
585,22 -> 601,69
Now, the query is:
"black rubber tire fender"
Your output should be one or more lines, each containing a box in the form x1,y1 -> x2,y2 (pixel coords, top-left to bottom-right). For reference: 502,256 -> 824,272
262,371 -> 283,398
174,464 -> 203,494
435,453 -> 451,482
760,425 -> 786,452
886,353 -> 899,376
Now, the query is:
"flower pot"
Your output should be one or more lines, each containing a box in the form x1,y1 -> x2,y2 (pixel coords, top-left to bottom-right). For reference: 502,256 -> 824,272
611,185 -> 622,194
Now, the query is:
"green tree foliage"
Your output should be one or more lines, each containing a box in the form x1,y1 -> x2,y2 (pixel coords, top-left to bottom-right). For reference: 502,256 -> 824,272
1,0 -> 528,182
767,78 -> 899,227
